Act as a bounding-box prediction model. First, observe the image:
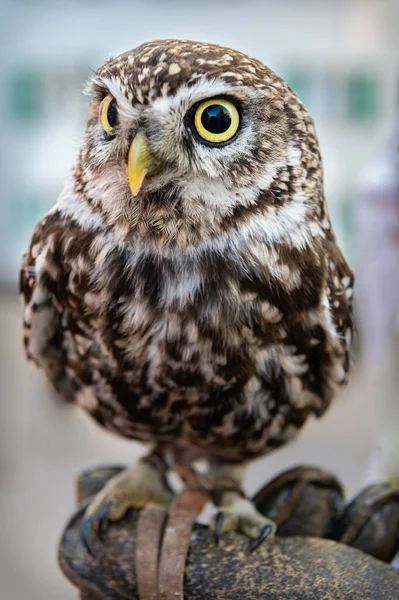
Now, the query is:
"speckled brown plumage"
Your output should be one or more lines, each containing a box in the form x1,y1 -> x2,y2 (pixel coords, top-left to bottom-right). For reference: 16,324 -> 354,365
20,39 -> 354,464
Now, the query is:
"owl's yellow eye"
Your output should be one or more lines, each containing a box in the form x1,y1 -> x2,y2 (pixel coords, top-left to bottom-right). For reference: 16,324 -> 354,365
99,94 -> 118,137
194,99 -> 239,144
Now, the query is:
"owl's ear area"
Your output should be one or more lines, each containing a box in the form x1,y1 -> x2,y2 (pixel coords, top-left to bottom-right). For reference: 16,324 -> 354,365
85,76 -> 139,121
84,77 -> 110,102
83,79 -> 110,127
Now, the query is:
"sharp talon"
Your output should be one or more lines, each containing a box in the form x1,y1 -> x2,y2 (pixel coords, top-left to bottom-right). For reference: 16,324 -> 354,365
81,502 -> 112,554
248,523 -> 273,553
214,511 -> 224,544
98,502 -> 111,537
81,517 -> 96,556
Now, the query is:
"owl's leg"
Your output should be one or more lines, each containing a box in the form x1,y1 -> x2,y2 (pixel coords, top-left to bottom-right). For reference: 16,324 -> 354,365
81,446 -> 173,554
209,460 -> 277,552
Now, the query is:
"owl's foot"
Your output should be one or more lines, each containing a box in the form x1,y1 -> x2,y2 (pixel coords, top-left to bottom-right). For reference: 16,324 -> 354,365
81,456 -> 173,554
212,492 -> 277,552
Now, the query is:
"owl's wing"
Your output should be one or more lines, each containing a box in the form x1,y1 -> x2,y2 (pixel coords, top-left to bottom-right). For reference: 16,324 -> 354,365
301,234 -> 354,415
20,214 -> 76,402
254,232 -> 354,419
325,236 -> 355,387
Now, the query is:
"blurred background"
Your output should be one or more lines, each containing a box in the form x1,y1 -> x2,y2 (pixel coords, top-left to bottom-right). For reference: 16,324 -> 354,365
1,0 -> 398,597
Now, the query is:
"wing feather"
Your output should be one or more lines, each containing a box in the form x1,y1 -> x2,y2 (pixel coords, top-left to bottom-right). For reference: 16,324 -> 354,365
20,215 -> 76,401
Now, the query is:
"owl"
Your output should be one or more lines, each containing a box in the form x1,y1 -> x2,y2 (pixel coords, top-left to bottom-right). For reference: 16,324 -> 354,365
20,39 -> 354,551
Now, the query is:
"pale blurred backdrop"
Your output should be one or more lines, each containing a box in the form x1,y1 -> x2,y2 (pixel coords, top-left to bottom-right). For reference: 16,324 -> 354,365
1,0 -> 399,598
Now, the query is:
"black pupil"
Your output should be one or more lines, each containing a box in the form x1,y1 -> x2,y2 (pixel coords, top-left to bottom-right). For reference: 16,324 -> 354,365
201,104 -> 231,134
107,98 -> 118,129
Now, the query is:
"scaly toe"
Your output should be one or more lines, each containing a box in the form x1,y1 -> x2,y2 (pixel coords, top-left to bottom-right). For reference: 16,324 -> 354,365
211,495 -> 277,552
81,461 -> 173,555
214,510 -> 239,544
238,511 -> 276,539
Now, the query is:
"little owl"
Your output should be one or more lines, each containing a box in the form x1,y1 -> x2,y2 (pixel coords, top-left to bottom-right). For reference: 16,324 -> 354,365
20,39 -> 354,550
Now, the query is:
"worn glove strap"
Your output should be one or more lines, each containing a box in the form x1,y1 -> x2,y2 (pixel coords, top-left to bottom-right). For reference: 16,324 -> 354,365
135,487 -> 209,600
135,506 -> 168,600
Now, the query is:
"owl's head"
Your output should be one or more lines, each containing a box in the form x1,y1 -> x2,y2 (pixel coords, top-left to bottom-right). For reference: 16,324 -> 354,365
78,40 -> 322,247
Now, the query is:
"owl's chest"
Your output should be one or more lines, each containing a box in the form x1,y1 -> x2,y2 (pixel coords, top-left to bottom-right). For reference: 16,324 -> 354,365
108,264 -> 259,379
68,251 -> 272,390
65,234 -> 299,398
64,247 -> 317,457
100,247 -> 257,343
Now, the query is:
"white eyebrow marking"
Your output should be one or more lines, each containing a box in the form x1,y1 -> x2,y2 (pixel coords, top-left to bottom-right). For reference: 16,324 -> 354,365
91,76 -> 140,120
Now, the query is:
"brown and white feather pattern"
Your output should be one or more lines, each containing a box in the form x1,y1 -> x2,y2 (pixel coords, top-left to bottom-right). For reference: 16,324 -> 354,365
20,40 -> 354,461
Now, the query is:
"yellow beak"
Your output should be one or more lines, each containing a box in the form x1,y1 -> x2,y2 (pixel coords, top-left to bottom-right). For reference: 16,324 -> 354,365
127,130 -> 160,197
